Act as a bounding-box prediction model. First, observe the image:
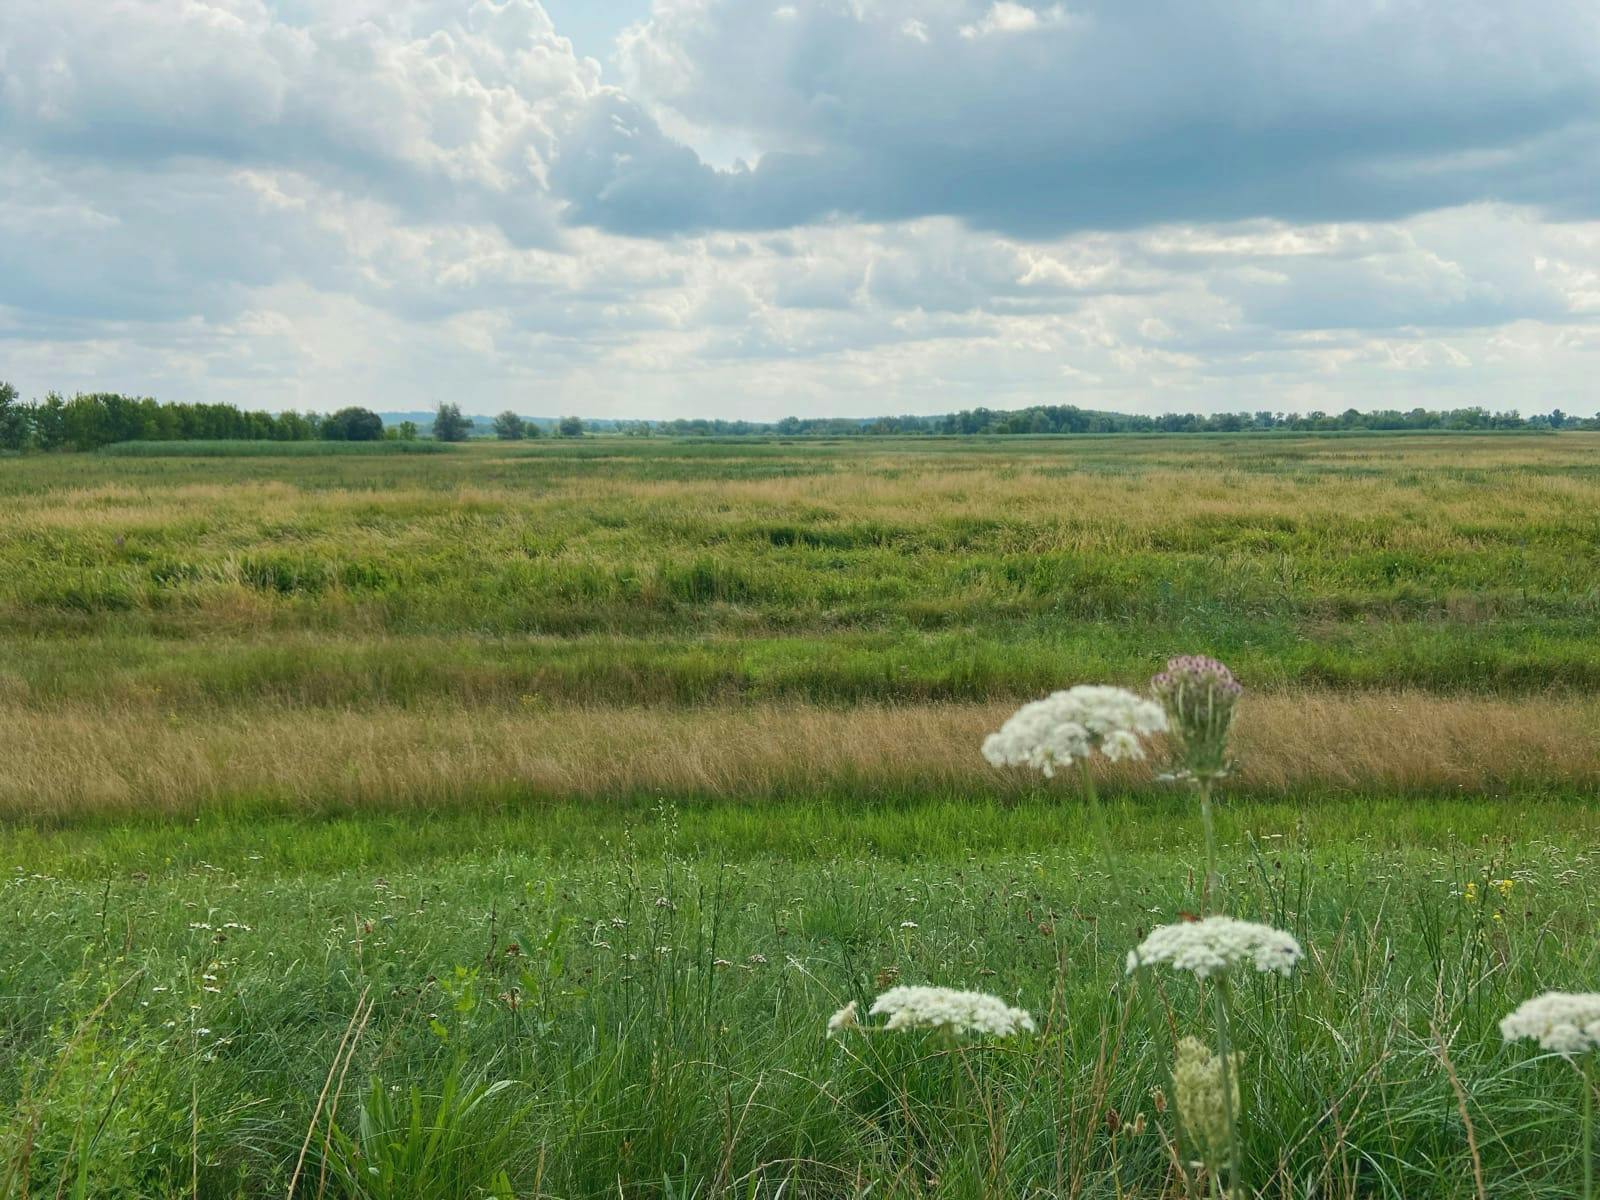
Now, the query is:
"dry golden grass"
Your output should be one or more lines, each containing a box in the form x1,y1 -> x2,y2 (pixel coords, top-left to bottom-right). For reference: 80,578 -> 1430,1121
6,690 -> 1596,819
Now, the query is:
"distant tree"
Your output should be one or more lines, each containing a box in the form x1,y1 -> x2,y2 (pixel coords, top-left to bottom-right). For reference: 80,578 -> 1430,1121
322,407 -> 385,441
31,393 -> 66,450
558,415 -> 584,438
395,420 -> 419,441
0,381 -> 27,451
492,411 -> 526,440
273,410 -> 318,441
433,402 -> 472,442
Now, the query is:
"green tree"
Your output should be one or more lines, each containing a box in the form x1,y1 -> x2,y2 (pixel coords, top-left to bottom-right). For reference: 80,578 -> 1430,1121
558,415 -> 584,438
0,381 -> 28,451
322,407 -> 385,441
492,411 -> 526,440
32,393 -> 66,450
433,403 -> 472,442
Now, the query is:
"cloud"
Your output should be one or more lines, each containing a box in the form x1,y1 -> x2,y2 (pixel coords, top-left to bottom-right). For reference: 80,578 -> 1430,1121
0,0 -> 1597,418
960,3 -> 1073,39
0,0 -> 598,244
611,0 -> 1600,237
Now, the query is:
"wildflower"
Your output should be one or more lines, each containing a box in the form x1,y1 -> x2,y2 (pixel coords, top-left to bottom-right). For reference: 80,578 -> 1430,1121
1127,916 -> 1303,979
1494,878 -> 1515,898
866,986 -> 1035,1037
1151,656 -> 1241,780
899,920 -> 919,929
983,686 -> 1168,777
1499,992 -> 1600,1057
1173,1036 -> 1240,1169
1464,881 -> 1480,902
827,1001 -> 859,1035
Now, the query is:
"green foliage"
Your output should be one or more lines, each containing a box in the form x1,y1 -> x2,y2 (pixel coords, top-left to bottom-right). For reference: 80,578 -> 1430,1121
321,1064 -> 519,1200
432,403 -> 473,443
0,380 -> 25,451
491,411 -> 525,441
324,407 -> 386,442
557,414 -> 584,437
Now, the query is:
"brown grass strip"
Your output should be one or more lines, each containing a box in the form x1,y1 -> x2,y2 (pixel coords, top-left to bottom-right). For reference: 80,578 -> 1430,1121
2,690 -> 1597,819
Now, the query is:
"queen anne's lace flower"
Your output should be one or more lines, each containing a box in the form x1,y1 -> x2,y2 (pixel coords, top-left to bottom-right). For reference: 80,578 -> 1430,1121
983,686 -> 1168,777
1172,1036 -> 1239,1168
865,986 -> 1035,1037
1126,917 -> 1303,979
1499,991 -> 1600,1057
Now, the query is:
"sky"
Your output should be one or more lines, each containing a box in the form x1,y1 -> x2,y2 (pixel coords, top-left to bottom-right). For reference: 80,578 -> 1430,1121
1,1 -> 1598,420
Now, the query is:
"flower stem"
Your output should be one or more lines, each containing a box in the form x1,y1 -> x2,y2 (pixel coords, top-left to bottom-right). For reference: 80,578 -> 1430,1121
1584,1058 -> 1595,1200
1078,758 -> 1120,901
1197,776 -> 1220,913
1213,974 -> 1242,1197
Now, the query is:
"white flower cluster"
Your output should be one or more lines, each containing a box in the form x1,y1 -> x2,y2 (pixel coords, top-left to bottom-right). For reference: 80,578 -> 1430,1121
865,986 -> 1036,1037
1500,991 -> 1600,1057
1126,916 -> 1303,979
982,686 -> 1168,777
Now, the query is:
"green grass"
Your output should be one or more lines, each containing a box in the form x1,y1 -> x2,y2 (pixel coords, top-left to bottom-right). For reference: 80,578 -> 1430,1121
6,432 -> 1600,1195
2,794 -> 1594,1197
5,433 -> 1600,702
97,439 -> 453,457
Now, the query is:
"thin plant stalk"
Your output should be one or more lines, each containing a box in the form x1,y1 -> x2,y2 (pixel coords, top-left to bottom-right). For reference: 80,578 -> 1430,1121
1584,1057 -> 1595,1200
1197,776 -> 1220,912
1212,975 -> 1241,1197
1077,759 -> 1121,902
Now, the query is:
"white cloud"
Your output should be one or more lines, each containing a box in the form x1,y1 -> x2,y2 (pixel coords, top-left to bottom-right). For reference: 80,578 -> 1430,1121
0,0 -> 1597,418
960,3 -> 1072,39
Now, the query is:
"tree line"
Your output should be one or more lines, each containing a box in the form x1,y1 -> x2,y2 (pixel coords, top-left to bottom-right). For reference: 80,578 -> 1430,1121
1,382 -> 1592,452
0,386 -> 591,451
634,404 -> 1595,437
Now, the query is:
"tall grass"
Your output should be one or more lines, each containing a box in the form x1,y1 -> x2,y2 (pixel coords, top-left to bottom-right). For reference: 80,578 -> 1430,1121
3,433 -> 1600,707
0,800 -> 1593,1196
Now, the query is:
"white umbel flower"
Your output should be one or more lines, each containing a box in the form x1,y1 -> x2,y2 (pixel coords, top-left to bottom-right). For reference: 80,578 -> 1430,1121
1126,916 -> 1303,979
1500,992 -> 1600,1057
983,686 -> 1168,777
866,986 -> 1035,1037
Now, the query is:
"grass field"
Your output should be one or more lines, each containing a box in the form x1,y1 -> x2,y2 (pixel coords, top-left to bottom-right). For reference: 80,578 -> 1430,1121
2,432 -> 1598,1196
93,441 -> 455,458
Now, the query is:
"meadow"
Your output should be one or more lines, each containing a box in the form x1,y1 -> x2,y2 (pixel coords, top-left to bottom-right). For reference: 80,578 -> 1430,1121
2,432 -> 1598,1197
